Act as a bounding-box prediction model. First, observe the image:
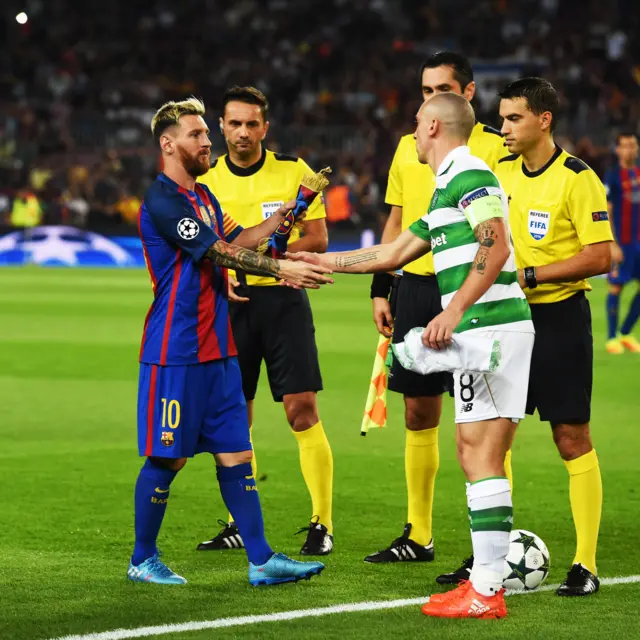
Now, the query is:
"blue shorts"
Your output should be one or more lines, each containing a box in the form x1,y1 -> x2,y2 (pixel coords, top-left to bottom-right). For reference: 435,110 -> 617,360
609,245 -> 640,286
137,357 -> 250,458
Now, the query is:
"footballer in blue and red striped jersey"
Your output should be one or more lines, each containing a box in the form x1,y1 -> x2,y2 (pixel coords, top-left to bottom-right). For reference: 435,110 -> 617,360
605,133 -> 640,287
604,132 -> 640,351
128,97 -> 327,587
137,174 -> 250,458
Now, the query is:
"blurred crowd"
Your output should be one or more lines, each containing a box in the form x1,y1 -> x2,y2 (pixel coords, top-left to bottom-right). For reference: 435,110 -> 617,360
0,0 -> 638,232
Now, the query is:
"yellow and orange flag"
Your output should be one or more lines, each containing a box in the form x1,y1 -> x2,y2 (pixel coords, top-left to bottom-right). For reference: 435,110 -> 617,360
360,335 -> 390,435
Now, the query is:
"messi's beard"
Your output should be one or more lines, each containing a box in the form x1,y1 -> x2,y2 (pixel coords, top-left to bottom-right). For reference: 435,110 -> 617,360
178,145 -> 210,177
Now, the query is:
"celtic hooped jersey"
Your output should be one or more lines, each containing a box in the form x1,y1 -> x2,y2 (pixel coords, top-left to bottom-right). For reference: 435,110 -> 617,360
138,173 -> 244,365
409,146 -> 533,334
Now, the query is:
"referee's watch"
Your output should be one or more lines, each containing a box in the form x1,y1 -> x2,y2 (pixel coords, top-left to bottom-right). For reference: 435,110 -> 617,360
524,266 -> 537,289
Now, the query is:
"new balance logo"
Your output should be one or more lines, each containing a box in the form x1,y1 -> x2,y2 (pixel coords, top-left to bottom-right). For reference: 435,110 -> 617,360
468,599 -> 490,616
461,403 -> 474,412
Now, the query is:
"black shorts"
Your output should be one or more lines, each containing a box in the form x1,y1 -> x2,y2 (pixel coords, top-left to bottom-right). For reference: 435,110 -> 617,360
230,285 -> 323,402
389,273 -> 451,397
526,291 -> 593,424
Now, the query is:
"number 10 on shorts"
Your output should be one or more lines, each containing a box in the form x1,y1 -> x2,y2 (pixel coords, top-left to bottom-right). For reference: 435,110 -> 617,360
160,398 -> 181,429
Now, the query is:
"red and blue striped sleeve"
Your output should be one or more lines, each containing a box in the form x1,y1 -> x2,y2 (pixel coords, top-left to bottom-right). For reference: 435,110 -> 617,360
145,188 -> 220,262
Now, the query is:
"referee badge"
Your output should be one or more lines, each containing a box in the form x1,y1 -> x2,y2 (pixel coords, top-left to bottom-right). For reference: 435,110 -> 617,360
527,209 -> 550,240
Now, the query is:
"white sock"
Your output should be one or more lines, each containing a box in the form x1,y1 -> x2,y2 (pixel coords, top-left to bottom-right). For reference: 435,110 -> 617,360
467,477 -> 512,597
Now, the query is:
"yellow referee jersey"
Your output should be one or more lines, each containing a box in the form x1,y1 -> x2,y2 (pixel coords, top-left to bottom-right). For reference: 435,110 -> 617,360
386,122 -> 507,276
198,149 -> 327,286
496,146 -> 613,304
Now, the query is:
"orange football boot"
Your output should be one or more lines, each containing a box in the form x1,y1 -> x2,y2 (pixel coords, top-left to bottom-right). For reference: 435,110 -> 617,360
421,582 -> 507,619
620,334 -> 640,353
428,580 -> 471,604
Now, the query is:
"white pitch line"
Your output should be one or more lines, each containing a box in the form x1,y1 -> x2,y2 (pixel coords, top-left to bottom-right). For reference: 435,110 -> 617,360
52,574 -> 640,640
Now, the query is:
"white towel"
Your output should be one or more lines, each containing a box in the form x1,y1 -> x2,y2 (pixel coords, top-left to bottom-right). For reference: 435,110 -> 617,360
391,327 -> 503,375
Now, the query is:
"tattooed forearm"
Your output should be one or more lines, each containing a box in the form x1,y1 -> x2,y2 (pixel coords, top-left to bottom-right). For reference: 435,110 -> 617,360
207,240 -> 281,278
335,250 -> 381,269
472,220 -> 498,275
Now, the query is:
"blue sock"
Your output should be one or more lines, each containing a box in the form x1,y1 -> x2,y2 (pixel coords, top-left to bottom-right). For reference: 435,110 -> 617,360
621,292 -> 640,336
606,292 -> 620,339
217,463 -> 273,566
132,459 -> 178,566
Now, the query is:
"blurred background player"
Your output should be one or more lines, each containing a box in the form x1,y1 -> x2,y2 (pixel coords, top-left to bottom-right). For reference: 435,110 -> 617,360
365,51 -> 511,568
491,78 -> 611,596
197,87 -> 334,556
131,97 -> 331,585
604,133 -> 640,354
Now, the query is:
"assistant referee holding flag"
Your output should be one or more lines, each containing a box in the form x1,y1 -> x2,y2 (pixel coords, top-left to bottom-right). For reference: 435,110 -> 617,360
197,86 -> 334,556
443,77 -> 612,596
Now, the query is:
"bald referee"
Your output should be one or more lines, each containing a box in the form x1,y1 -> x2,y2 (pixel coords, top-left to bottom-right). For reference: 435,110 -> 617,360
449,77 -> 611,596
196,86 -> 333,556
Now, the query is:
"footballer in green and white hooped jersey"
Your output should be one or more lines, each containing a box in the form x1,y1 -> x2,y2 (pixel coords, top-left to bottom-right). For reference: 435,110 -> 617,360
409,145 -> 535,425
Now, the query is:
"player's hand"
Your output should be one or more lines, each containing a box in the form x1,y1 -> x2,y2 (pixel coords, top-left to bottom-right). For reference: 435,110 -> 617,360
611,243 -> 624,265
422,306 -> 463,350
284,250 -> 331,268
228,275 -> 249,303
273,200 -> 307,223
372,297 -> 393,338
277,259 -> 334,289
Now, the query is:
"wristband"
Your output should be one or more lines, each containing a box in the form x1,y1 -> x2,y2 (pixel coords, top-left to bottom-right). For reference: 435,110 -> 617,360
524,266 -> 537,289
370,272 -> 394,299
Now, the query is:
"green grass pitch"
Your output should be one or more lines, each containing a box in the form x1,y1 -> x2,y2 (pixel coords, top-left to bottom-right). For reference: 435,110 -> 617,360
1,267 -> 639,640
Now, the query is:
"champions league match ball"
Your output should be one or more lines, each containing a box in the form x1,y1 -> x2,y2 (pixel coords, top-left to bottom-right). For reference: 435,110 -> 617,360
503,529 -> 550,591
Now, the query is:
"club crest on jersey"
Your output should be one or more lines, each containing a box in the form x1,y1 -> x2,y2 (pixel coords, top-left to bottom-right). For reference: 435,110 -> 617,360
199,206 -> 212,227
161,431 -> 174,447
527,209 -> 550,240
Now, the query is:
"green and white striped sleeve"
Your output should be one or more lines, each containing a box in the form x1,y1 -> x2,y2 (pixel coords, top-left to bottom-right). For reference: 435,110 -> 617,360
449,169 -> 506,229
408,217 -> 431,243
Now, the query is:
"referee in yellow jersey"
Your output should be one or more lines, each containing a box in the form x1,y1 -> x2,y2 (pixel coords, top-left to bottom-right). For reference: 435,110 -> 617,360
196,86 -> 334,556
494,78 -> 610,595
365,52 -> 510,569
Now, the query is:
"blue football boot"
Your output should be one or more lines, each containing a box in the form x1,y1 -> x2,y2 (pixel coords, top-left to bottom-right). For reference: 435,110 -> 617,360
127,553 -> 187,584
248,552 -> 324,586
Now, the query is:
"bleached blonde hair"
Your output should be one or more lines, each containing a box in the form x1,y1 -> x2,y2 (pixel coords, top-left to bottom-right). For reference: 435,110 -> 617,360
151,97 -> 206,141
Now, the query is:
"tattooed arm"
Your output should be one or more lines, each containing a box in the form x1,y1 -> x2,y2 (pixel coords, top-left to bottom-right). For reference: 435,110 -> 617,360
288,229 -> 431,274
446,217 -> 511,313
421,216 -> 511,350
206,240 -> 333,289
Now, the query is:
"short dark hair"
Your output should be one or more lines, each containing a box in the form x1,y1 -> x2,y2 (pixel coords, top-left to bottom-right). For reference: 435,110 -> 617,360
616,132 -> 637,144
498,77 -> 560,132
222,86 -> 269,120
421,52 -> 474,91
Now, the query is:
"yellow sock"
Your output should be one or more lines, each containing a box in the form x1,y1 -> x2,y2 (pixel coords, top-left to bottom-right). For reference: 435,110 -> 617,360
565,449 -> 602,575
294,421 -> 333,534
405,427 -> 439,546
229,427 -> 258,524
504,449 -> 514,494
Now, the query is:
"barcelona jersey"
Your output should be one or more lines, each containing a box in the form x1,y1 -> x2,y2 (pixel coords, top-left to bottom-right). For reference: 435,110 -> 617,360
137,173 -> 243,365
604,165 -> 640,248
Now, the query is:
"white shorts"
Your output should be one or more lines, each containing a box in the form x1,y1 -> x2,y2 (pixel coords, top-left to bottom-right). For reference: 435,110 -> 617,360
453,330 -> 534,424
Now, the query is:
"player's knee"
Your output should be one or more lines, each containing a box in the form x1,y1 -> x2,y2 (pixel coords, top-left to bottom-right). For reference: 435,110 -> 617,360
404,397 -> 440,431
149,456 -> 187,472
284,395 -> 319,431
552,424 -> 593,461
215,450 -> 253,466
